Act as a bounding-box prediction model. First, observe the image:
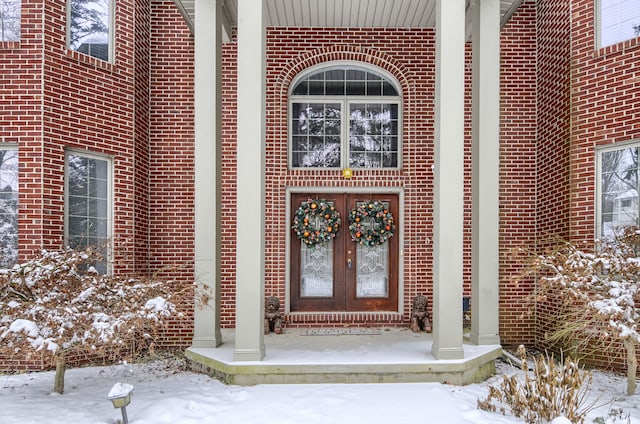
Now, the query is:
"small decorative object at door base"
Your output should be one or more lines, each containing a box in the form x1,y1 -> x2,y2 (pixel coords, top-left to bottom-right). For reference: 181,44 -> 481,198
410,295 -> 431,333
264,296 -> 283,335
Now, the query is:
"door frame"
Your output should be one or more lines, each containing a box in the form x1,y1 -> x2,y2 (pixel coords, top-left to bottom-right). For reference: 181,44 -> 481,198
285,186 -> 405,314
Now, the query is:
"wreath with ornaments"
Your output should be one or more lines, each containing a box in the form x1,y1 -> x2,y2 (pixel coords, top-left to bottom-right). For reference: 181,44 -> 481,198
292,199 -> 341,248
349,201 -> 395,247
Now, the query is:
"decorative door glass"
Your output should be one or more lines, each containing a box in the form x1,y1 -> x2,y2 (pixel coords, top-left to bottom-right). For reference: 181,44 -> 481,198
300,241 -> 334,297
356,243 -> 389,297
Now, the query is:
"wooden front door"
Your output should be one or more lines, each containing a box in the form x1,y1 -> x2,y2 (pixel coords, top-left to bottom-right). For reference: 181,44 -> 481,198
291,193 -> 399,312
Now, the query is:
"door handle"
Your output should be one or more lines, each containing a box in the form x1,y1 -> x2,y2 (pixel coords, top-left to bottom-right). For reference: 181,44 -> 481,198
347,258 -> 353,269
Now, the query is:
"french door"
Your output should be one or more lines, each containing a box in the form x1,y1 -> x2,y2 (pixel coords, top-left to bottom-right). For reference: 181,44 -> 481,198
290,193 -> 399,312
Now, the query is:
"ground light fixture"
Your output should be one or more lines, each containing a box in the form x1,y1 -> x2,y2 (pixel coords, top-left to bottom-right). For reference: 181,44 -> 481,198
108,382 -> 134,424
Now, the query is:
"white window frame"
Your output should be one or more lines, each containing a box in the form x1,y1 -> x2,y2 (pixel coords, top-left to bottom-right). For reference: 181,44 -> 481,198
67,0 -> 115,62
596,140 -> 640,239
0,144 -> 19,269
288,62 -> 402,170
596,0 -> 640,48
64,149 -> 113,273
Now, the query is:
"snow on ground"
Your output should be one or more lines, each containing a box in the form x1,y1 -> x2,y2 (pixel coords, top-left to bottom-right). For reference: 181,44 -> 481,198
1,358 -> 638,424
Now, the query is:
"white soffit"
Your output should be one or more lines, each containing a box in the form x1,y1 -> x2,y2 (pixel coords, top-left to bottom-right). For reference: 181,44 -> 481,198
174,0 -> 523,36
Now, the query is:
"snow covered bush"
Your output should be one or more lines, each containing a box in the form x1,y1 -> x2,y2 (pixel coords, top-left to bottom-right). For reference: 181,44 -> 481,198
516,228 -> 640,395
478,346 -> 595,423
0,247 -> 180,394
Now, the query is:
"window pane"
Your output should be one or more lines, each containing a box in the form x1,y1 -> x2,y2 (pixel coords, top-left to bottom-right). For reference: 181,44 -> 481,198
346,69 -> 366,80
346,81 -> 366,95
0,0 -> 21,41
308,80 -> 324,95
600,0 -> 640,47
349,103 -> 399,168
292,81 -> 308,96
291,103 -> 342,168
66,153 -> 110,272
325,80 -> 344,95
68,0 -> 112,61
366,81 -> 382,96
382,82 -> 398,96
600,146 -> 639,238
0,148 -> 18,268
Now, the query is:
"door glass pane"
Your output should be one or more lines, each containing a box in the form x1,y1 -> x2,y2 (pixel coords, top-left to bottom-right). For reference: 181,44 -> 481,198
300,241 -> 334,297
354,199 -> 391,297
356,243 -> 389,297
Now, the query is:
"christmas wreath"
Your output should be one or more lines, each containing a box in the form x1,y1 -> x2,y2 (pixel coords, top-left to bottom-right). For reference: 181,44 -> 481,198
349,201 -> 395,247
292,199 -> 341,248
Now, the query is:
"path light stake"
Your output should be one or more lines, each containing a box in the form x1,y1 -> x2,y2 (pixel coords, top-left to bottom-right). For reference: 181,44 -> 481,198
108,382 -> 134,424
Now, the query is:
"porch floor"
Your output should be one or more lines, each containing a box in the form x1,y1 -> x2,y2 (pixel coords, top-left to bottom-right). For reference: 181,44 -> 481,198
185,328 -> 502,385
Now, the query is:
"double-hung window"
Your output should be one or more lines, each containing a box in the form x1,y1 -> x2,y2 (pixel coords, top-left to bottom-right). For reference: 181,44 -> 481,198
0,147 -> 18,268
0,0 -> 21,42
597,143 -> 640,238
289,64 -> 402,169
597,0 -> 640,48
67,0 -> 113,61
65,151 -> 111,273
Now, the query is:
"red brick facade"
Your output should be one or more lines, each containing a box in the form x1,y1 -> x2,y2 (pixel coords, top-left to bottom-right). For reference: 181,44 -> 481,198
2,0 -> 640,371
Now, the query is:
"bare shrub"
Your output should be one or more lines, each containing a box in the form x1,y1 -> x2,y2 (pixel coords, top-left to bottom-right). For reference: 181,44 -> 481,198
478,346 -> 596,423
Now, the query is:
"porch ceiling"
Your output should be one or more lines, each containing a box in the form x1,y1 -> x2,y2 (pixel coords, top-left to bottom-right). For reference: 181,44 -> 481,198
173,0 -> 523,38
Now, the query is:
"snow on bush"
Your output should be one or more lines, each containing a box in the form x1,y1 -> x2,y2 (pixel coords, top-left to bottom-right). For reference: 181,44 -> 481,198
0,247 -> 180,393
516,228 -> 640,395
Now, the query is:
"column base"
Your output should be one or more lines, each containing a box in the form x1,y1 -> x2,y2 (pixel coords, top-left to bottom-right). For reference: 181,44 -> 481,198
431,345 -> 465,360
233,347 -> 265,362
470,332 -> 501,346
191,335 -> 222,349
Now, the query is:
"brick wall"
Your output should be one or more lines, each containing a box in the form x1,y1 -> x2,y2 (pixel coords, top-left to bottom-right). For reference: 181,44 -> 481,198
533,0 -> 640,373
135,0 -> 152,273
148,0 -> 195,346
569,0 -> 640,240
0,0 -> 45,257
0,0 -> 194,370
498,0 -> 538,346
40,0 -> 138,272
220,39 -> 238,328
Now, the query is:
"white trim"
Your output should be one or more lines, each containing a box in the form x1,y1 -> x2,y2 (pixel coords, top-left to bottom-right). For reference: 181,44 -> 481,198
285,186 -> 405,315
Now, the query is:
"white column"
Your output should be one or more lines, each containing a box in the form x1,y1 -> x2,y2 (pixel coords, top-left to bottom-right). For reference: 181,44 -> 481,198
431,0 -> 466,360
470,0 -> 501,346
234,0 -> 266,361
192,0 -> 222,348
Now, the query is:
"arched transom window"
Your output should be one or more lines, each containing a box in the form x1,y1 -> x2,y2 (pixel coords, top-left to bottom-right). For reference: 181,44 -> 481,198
289,64 -> 402,169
